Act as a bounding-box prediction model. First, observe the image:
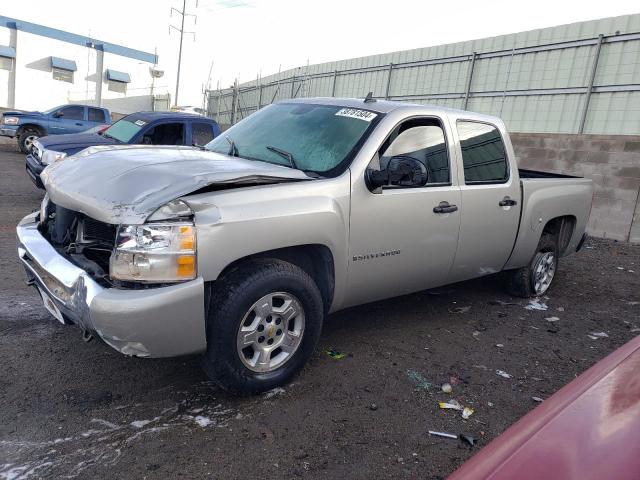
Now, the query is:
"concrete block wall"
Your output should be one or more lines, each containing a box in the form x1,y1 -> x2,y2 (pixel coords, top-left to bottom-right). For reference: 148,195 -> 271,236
511,133 -> 640,243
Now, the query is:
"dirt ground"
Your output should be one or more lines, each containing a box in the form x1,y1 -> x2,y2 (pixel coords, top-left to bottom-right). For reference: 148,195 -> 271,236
1,141 -> 638,480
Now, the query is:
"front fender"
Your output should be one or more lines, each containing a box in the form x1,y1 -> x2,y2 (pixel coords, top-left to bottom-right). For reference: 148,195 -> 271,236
185,174 -> 351,311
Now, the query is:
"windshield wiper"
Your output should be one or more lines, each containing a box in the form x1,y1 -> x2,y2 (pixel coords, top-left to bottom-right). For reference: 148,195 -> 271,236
266,145 -> 298,169
225,135 -> 239,157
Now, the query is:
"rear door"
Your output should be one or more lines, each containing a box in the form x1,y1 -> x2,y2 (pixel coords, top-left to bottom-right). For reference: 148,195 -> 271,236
449,120 -> 521,281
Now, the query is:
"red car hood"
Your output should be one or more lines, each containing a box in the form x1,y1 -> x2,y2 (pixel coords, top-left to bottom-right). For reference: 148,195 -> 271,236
450,335 -> 640,480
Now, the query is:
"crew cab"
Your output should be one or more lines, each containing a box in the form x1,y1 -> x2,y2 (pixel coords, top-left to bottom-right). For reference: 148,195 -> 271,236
1,104 -> 111,153
26,111 -> 221,189
16,98 -> 593,394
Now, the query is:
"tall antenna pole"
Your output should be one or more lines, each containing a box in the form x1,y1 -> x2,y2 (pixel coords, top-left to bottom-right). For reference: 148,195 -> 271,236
170,0 -> 197,106
175,0 -> 186,105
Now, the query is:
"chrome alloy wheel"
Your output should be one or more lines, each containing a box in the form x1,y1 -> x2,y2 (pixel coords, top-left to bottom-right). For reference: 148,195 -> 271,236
236,292 -> 305,373
24,134 -> 39,151
533,252 -> 556,295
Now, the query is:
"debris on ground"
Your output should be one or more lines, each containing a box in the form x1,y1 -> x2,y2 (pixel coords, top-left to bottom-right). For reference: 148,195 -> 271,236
439,400 -> 463,411
487,402 -> 494,407
588,332 -> 609,340
525,299 -> 548,311
325,349 -> 346,359
630,328 -> 640,333
532,396 -> 544,402
472,330 -> 481,339
462,407 -> 474,419
428,431 -> 477,447
496,369 -> 513,379
441,383 -> 452,394
545,316 -> 560,322
406,370 -> 432,390
368,403 -> 378,411
496,343 -> 504,348
449,376 -> 460,385
556,306 -> 565,312
449,306 -> 471,314
264,387 -> 286,399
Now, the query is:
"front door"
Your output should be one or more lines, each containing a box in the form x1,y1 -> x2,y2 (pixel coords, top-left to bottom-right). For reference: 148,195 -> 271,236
346,116 -> 461,308
49,105 -> 87,134
449,120 -> 521,282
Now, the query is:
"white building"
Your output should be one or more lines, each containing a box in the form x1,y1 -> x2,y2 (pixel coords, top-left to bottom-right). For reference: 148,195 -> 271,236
0,16 -> 169,114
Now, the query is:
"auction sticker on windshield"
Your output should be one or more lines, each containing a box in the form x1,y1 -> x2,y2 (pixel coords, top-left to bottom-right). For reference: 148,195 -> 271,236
335,108 -> 377,122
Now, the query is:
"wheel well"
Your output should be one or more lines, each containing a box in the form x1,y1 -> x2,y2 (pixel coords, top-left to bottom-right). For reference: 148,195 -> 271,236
17,124 -> 46,137
216,245 -> 335,313
543,216 -> 576,255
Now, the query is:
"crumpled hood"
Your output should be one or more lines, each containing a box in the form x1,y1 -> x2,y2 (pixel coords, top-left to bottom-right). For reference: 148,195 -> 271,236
41,145 -> 311,224
38,132 -> 116,152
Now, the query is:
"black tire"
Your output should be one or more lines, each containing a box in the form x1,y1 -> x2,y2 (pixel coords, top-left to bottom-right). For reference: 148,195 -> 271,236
504,232 -> 559,298
201,259 -> 324,395
18,127 -> 41,154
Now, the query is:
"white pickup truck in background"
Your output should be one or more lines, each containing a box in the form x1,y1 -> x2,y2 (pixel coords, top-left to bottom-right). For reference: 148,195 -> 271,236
18,97 -> 593,393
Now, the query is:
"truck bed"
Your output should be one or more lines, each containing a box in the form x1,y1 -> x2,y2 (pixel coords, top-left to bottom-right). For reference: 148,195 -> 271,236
518,168 -> 579,179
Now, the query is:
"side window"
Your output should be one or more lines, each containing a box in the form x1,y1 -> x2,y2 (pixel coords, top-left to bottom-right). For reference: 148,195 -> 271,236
59,106 -> 84,121
457,121 -> 508,184
192,122 -> 214,146
379,118 -> 450,186
140,123 -> 185,145
88,108 -> 106,123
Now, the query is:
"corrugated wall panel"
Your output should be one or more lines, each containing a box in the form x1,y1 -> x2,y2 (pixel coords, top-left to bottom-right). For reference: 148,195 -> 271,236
209,14 -> 640,134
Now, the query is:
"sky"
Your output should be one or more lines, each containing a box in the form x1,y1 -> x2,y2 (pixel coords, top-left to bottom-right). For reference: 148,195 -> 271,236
3,0 -> 639,106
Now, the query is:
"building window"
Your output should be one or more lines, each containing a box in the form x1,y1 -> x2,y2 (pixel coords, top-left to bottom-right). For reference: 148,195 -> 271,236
52,67 -> 74,83
108,80 -> 127,94
106,69 -> 131,94
0,56 -> 12,71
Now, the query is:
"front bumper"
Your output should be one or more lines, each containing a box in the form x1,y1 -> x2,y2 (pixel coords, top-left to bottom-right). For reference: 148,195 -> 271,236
25,154 -> 45,189
0,125 -> 18,137
16,212 -> 207,357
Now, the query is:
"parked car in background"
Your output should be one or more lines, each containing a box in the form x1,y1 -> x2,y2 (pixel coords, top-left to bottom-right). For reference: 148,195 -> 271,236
17,98 -> 592,394
450,334 -> 640,480
26,111 -> 221,189
1,104 -> 111,153
170,105 -> 206,115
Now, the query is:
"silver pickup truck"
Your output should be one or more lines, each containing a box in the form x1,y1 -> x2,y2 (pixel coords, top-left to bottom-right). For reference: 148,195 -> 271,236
17,98 -> 593,394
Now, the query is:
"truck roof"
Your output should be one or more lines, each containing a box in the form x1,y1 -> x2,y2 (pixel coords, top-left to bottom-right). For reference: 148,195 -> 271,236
281,96 -> 500,123
122,111 -> 216,122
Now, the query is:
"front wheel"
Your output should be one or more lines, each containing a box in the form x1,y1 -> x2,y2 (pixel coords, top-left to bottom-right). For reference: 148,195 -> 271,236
504,232 -> 559,297
201,259 -> 324,395
18,128 -> 41,154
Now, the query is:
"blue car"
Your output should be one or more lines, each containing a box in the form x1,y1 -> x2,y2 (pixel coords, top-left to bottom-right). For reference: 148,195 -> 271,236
26,111 -> 221,189
0,104 -> 111,153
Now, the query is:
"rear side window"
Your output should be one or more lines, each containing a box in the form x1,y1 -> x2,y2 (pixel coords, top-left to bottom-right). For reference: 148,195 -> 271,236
88,108 -> 106,123
192,122 -> 214,146
457,121 -> 508,184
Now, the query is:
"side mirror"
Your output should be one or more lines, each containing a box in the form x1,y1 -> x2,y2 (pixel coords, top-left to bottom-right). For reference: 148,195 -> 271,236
366,156 -> 428,190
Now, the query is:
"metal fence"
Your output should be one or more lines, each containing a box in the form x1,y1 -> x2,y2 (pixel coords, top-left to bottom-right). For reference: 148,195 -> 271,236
207,24 -> 640,135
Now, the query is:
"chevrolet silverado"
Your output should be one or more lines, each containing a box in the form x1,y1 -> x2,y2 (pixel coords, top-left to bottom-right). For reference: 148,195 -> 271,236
16,97 -> 593,394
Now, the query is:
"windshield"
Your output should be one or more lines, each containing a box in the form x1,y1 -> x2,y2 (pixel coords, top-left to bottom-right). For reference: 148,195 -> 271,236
204,103 -> 381,176
103,118 -> 144,143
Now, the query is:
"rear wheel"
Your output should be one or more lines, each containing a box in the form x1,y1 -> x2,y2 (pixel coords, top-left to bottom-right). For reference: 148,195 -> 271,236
202,259 -> 324,395
18,127 -> 41,154
504,232 -> 559,297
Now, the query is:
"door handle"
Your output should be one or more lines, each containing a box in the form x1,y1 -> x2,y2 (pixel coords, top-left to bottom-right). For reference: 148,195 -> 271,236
433,201 -> 458,214
499,196 -> 517,207
75,122 -> 83,126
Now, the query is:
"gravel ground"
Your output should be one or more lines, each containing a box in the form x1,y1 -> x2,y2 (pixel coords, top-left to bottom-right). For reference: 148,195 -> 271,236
1,142 -> 638,479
